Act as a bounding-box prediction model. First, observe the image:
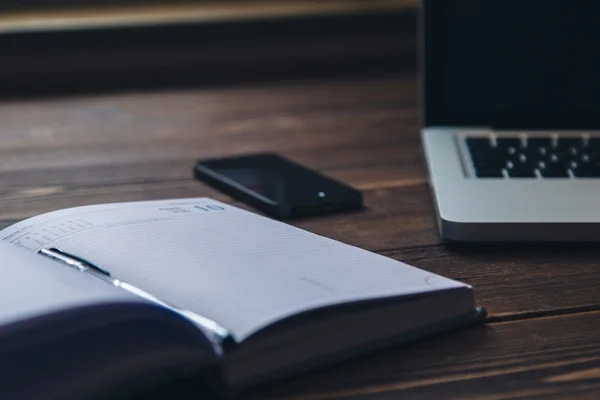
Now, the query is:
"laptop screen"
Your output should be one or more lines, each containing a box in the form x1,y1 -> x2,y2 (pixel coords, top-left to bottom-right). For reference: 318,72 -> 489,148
423,0 -> 600,129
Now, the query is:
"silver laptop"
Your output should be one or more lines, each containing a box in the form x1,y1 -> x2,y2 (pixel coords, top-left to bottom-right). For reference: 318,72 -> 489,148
420,0 -> 600,242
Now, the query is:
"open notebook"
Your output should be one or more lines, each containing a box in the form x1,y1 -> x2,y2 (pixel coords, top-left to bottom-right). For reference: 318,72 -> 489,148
0,198 -> 484,399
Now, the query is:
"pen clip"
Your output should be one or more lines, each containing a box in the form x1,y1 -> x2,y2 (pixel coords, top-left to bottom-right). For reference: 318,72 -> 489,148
40,248 -> 111,276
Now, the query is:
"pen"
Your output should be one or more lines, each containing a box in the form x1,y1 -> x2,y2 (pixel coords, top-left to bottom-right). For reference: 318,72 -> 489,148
38,247 -> 235,352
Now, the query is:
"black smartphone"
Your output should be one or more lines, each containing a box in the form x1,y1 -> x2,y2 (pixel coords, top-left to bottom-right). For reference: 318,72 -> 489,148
193,153 -> 363,219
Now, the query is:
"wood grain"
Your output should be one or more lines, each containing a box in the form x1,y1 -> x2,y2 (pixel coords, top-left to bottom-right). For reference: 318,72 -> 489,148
1,70 -> 598,399
0,0 -> 416,34
386,244 -> 600,320
247,311 -> 600,400
3,74 -> 600,321
0,5 -> 415,97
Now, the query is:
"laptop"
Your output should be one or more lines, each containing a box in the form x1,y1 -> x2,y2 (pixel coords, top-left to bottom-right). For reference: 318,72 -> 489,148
420,0 -> 600,242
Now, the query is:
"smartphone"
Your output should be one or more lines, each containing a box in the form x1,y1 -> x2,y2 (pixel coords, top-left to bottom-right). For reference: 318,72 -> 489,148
193,153 -> 363,219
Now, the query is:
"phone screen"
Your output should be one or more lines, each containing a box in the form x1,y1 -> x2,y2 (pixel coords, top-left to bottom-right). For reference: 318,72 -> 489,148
195,153 -> 363,217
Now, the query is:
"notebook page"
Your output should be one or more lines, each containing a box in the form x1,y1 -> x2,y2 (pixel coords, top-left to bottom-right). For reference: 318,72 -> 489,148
0,242 -> 140,327
0,198 -> 467,341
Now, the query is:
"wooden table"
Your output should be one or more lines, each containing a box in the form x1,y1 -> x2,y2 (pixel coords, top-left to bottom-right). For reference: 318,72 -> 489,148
3,72 -> 600,399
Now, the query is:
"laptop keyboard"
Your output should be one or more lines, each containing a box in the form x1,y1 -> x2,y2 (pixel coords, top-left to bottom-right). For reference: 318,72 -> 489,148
466,135 -> 600,178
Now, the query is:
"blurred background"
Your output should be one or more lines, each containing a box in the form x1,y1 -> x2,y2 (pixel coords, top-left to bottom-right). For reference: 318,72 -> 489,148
0,0 -> 417,97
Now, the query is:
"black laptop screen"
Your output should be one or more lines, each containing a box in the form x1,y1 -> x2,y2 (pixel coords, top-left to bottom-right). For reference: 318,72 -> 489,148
423,0 -> 600,129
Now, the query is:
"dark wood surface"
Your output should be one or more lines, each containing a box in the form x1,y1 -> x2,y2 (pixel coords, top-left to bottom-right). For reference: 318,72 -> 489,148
3,72 -> 600,399
0,4 -> 415,97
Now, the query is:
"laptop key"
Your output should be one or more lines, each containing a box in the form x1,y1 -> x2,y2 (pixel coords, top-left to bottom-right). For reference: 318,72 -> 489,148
496,137 -> 522,146
505,160 -> 536,178
509,152 -> 532,164
466,137 -> 493,150
556,137 -> 585,158
507,169 -> 536,178
574,169 -> 600,178
587,137 -> 600,149
572,160 -> 600,178
586,138 -> 600,158
467,138 -> 498,157
496,137 -> 523,152
466,138 -> 496,158
467,137 -> 505,177
474,159 -> 505,170
539,168 -> 569,178
526,137 -> 553,147
556,137 -> 584,147
475,169 -> 504,178
538,161 -> 569,177
525,137 -> 553,160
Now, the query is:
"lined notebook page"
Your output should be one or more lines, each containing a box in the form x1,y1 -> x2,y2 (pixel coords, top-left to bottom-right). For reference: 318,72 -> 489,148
0,242 -> 139,327
0,198 -> 467,341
